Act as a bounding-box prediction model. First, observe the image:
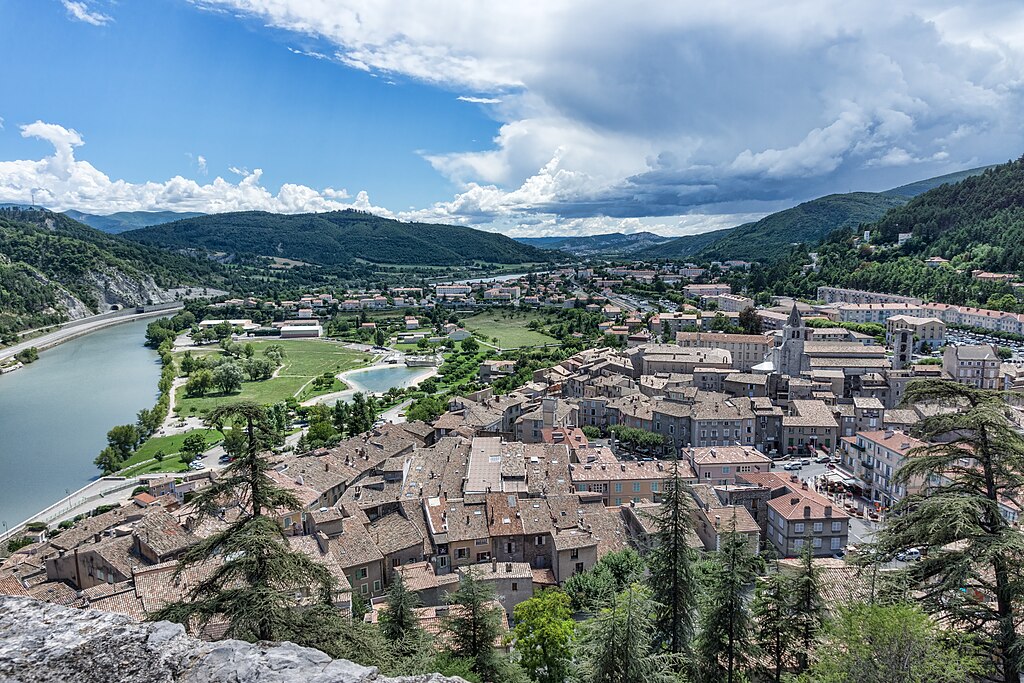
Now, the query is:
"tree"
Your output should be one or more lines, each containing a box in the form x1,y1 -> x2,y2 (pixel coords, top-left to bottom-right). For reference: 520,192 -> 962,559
213,361 -> 244,394
648,455 -> 698,660
179,432 -> 208,465
578,583 -> 673,683
799,602 -> 986,683
244,357 -> 276,381
878,379 -> 1024,683
695,530 -> 759,683
94,446 -> 123,474
513,589 -> 575,683
151,402 -> 336,643
790,541 -> 823,671
461,336 -> 480,354
185,368 -> 214,397
106,424 -> 140,458
380,574 -> 428,661
347,392 -> 375,435
136,407 -> 160,437
375,327 -> 388,347
738,306 -> 761,335
752,569 -> 798,683
581,425 -> 601,439
443,571 -> 504,681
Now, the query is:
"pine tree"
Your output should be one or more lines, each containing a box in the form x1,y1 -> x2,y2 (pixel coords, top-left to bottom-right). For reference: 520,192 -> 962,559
696,529 -> 759,683
789,541 -> 823,672
879,380 -> 1024,683
752,565 -> 797,683
579,583 -> 673,683
380,573 -> 426,659
443,571 -> 503,680
151,402 -> 337,643
648,454 -> 698,660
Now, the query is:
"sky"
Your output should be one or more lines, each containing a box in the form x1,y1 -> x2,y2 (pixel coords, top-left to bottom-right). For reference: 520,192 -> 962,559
1,1 -> 1023,238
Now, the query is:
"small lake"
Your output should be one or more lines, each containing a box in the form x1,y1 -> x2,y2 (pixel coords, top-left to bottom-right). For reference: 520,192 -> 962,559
346,365 -> 434,394
0,318 -> 160,529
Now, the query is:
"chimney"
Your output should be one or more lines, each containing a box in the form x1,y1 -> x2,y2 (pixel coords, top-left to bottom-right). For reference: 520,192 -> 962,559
505,563 -> 513,573
803,505 -> 811,518
492,557 -> 498,572
714,514 -> 721,528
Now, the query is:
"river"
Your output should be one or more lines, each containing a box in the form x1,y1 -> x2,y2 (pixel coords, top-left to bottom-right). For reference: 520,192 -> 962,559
0,318 -> 160,530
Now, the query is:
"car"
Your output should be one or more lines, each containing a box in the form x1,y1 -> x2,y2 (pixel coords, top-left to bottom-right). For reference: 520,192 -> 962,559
783,462 -> 803,471
896,548 -> 921,562
800,458 -> 811,466
815,455 -> 831,464
189,462 -> 206,470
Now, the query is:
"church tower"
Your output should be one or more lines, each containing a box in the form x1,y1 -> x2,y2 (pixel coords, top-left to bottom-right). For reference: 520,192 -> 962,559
778,304 -> 810,377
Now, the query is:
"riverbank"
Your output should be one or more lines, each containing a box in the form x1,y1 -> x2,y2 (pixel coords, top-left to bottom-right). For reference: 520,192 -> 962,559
304,359 -> 438,406
0,318 -> 161,534
0,304 -> 183,366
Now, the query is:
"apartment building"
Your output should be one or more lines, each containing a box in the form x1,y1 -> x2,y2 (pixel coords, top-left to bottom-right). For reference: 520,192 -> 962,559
782,400 -> 839,454
839,430 -> 927,508
943,345 -> 1000,389
885,315 -> 946,350
701,293 -> 755,312
738,472 -> 850,557
683,283 -> 731,298
676,331 -> 774,372
686,445 -> 772,486
816,286 -> 922,306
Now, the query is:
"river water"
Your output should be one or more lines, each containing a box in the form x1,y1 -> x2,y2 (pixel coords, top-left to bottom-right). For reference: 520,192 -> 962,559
0,319 -> 160,529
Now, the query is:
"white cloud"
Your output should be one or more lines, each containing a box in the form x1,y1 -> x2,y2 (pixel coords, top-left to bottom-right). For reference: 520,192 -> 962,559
191,0 -> 1024,228
61,0 -> 112,26
0,121 -> 392,217
196,155 -> 208,175
457,96 -> 502,104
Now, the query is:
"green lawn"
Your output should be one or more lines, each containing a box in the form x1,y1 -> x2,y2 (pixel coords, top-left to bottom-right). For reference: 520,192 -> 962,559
174,339 -> 369,416
118,429 -> 224,477
462,310 -> 559,349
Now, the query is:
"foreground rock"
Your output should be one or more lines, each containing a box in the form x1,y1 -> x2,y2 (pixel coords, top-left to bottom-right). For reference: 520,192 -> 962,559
0,597 -> 462,683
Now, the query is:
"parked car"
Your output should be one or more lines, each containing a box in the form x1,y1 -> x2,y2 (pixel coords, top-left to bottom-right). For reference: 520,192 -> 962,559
815,454 -> 831,463
800,458 -> 811,466
783,462 -> 803,471
896,547 -> 921,562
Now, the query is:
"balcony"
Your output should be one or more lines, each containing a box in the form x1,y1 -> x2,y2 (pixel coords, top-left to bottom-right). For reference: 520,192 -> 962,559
860,460 -> 874,470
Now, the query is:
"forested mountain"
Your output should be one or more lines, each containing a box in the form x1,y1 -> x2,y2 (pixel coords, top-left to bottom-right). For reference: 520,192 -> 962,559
0,209 -> 217,337
124,210 -> 552,266
64,210 -> 205,233
515,231 -> 673,256
642,165 -> 991,263
729,157 -> 1024,312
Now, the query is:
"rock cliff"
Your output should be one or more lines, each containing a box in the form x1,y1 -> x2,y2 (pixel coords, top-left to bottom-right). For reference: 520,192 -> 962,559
0,597 -> 462,683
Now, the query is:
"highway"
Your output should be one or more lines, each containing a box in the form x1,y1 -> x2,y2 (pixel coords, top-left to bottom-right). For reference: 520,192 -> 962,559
0,303 -> 183,364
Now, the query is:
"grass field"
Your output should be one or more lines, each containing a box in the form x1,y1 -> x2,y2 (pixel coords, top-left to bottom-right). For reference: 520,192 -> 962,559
173,339 -> 370,416
118,429 -> 224,477
462,310 -> 559,349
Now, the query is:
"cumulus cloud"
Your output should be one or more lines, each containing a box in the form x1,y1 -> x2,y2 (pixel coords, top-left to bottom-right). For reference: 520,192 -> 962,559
196,155 -> 208,175
192,0 -> 1024,227
0,121 -> 392,217
61,0 -> 112,26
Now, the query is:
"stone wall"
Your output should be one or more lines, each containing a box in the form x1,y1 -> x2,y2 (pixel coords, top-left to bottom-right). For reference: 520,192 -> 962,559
0,597 -> 463,683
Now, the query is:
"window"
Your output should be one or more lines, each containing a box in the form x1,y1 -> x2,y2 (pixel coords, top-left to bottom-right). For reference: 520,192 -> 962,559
651,482 -> 659,492
614,483 -> 623,493
831,521 -> 842,532
614,498 -> 622,506
704,472 -> 711,479
812,538 -> 822,548
794,538 -> 804,550
722,466 -> 730,474
438,556 -> 448,568
571,548 -> 579,559
373,580 -> 381,592
357,567 -> 368,580
535,535 -> 546,546
633,482 -> 641,493
813,522 -> 823,532
360,583 -> 368,595
475,538 -> 488,546
476,552 -> 490,562
794,523 -> 805,534
511,582 -> 518,592
831,537 -> 842,550
392,558 -> 401,568
575,562 -> 585,574
456,548 -> 468,559
506,542 -> 514,553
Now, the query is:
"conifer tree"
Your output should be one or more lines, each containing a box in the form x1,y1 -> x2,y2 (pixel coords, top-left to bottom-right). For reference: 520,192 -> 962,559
752,568 -> 797,683
152,402 -> 336,643
648,454 -> 698,659
789,541 -> 823,672
695,529 -> 759,683
443,571 -> 503,680
579,583 -> 673,683
880,380 -> 1024,683
380,573 -> 427,660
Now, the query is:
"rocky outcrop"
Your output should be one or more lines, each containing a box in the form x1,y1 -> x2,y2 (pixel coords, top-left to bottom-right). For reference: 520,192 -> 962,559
0,597 -> 463,683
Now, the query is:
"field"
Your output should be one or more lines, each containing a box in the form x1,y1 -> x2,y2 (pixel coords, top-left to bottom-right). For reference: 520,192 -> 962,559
118,429 -> 224,477
461,310 -> 559,349
173,339 -> 370,416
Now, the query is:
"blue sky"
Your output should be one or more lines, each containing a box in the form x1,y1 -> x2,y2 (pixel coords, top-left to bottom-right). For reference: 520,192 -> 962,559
1,1 -> 1023,237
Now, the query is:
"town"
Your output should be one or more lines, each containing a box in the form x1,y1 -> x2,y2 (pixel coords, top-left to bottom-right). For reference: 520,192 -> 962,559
3,249 -> 1022,678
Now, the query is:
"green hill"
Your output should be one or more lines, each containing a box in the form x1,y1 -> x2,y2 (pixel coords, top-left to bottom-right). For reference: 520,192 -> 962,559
124,210 -> 551,266
642,165 -> 992,263
515,231 -> 673,256
64,210 -> 206,234
0,208 -> 216,337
